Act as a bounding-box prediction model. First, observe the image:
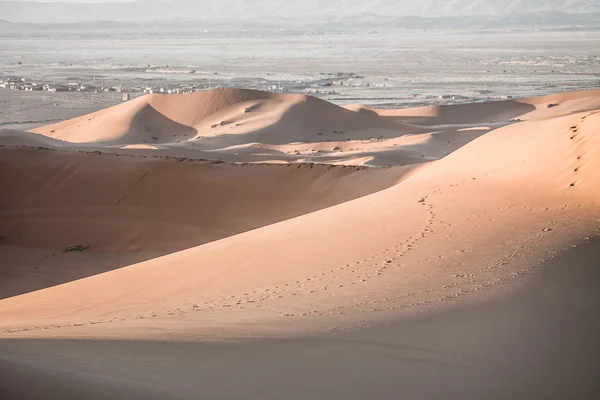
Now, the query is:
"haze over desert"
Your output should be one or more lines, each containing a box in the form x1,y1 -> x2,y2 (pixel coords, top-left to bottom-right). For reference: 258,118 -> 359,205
1,1 -> 600,399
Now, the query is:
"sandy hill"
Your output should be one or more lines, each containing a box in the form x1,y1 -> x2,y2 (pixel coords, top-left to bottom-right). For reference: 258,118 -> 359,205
0,89 -> 599,399
32,89 -> 406,146
1,90 -> 599,333
0,146 -> 408,299
362,89 -> 600,125
28,89 -> 600,168
0,129 -> 69,148
0,147 -> 404,255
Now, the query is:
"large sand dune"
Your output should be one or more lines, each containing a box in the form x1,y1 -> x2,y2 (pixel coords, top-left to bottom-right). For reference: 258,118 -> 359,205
1,89 -> 599,399
26,88 -> 600,167
0,147 -> 406,299
32,89 -> 409,145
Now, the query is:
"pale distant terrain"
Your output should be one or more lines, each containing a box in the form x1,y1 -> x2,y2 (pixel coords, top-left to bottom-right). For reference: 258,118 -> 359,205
1,30 -> 599,121
2,0 -> 600,23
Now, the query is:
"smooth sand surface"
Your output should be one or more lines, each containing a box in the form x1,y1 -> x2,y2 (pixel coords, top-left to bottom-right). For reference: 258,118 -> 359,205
1,89 -> 599,399
1,238 -> 598,399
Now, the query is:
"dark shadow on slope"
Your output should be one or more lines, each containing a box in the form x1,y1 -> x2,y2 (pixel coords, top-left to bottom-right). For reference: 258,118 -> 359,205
291,126 -> 494,167
192,97 -> 530,158
195,95 -> 418,148
0,247 -> 158,300
0,147 -> 408,299
376,99 -> 537,126
121,103 -> 198,144
1,237 -> 599,399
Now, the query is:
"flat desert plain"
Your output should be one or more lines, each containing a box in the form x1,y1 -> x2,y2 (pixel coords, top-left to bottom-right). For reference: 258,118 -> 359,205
1,88 -> 600,399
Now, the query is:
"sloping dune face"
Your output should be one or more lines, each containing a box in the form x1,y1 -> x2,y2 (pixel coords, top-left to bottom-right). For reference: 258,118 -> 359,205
0,147 -> 407,298
31,89 -> 280,143
0,149 -> 403,253
31,88 -> 407,146
1,90 -> 600,400
371,89 -> 600,125
29,88 -> 600,168
1,96 -> 598,336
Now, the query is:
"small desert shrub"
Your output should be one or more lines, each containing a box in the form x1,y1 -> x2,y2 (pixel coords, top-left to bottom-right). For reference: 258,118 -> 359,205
63,244 -> 90,253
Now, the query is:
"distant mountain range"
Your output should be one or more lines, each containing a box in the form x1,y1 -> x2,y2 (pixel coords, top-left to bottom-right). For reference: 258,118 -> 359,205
1,11 -> 599,37
2,0 -> 600,23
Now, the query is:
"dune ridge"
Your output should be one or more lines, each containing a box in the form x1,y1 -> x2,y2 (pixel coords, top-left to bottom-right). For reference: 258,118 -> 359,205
1,88 -> 599,399
1,90 -> 599,335
31,89 -> 408,146
18,88 -> 599,167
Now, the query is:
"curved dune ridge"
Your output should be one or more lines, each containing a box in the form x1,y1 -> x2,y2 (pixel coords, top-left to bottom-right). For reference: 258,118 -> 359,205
22,88 -> 600,167
0,149 -> 406,252
351,89 -> 600,124
0,146 -> 413,299
0,129 -> 69,148
0,88 -> 599,332
0,89 -> 599,399
31,88 -> 410,147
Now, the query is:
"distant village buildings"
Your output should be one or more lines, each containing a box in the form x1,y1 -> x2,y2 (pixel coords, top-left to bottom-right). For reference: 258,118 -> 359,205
1,72 -> 321,101
0,71 -> 310,102
0,75 -> 130,95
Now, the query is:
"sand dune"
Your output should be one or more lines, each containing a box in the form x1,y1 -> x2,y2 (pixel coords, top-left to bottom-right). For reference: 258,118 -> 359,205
0,148 -> 404,253
26,88 -> 600,167
32,89 -> 409,146
26,88 -> 431,167
364,89 -> 600,125
1,91 -> 599,333
2,239 -> 599,400
0,147 -> 408,299
0,129 -> 69,148
1,89 -> 599,399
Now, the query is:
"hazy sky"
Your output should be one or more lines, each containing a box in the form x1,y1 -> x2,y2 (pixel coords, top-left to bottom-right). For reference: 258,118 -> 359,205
9,0 -> 132,2
4,0 -> 600,24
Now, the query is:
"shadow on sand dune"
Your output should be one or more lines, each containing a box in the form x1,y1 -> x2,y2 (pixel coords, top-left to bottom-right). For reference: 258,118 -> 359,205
0,147 -> 410,299
378,100 -> 536,126
0,98 -> 565,300
0,247 -> 159,300
1,238 -> 599,400
196,95 -> 408,148
127,104 -> 198,144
